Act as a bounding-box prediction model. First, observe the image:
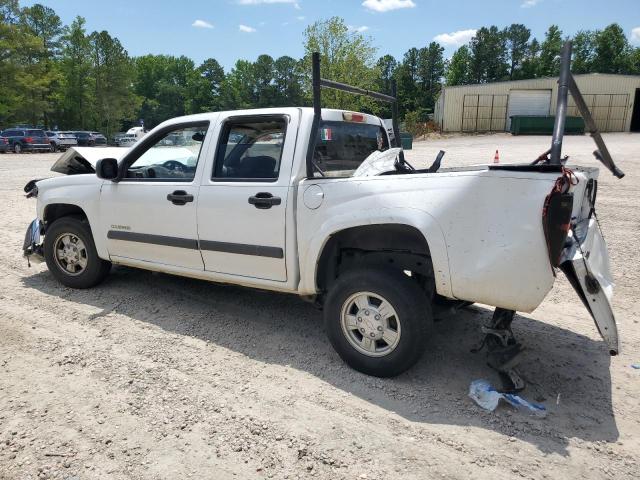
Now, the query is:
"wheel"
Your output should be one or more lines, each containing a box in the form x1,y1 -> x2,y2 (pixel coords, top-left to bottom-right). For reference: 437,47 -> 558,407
324,267 -> 433,377
50,143 -> 57,152
44,216 -> 111,289
13,143 -> 22,154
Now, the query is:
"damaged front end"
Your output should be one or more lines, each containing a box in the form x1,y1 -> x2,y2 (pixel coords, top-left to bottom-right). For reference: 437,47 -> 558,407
23,218 -> 45,266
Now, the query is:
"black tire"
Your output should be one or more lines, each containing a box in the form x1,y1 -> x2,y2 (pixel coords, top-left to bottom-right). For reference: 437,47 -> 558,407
44,216 -> 111,289
13,143 -> 22,154
324,267 -> 433,377
50,143 -> 57,152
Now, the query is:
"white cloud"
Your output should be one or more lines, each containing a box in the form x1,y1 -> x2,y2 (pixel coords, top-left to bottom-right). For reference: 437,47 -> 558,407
239,24 -> 257,33
631,26 -> 640,45
362,0 -> 416,12
296,15 -> 305,20
192,19 -> 213,29
521,0 -> 540,8
433,29 -> 476,46
348,25 -> 370,33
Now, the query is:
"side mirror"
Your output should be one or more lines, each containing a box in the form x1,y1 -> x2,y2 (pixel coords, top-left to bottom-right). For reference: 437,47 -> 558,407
96,158 -> 118,180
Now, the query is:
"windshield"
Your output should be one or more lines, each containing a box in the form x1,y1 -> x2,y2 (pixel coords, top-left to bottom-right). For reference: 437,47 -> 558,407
312,121 -> 389,178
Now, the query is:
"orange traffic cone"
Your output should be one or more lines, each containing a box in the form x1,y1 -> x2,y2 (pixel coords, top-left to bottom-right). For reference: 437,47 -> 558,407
493,150 -> 500,164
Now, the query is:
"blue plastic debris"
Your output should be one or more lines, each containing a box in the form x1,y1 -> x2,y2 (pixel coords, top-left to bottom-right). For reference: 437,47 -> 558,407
631,363 -> 640,369
469,379 -> 547,417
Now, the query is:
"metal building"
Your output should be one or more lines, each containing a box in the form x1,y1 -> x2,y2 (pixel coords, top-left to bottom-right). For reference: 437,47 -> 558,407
434,73 -> 640,133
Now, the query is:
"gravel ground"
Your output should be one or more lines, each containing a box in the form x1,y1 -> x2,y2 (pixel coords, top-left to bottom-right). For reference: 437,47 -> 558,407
1,133 -> 639,480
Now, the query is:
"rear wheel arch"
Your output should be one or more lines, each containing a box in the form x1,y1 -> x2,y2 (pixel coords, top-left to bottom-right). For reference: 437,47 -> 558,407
316,223 -> 435,296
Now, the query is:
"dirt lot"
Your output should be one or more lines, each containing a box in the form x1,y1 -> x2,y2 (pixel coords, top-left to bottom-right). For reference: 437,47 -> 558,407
1,134 -> 639,480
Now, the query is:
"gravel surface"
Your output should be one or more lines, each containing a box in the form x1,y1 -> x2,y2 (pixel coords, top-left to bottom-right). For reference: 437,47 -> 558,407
1,134 -> 639,479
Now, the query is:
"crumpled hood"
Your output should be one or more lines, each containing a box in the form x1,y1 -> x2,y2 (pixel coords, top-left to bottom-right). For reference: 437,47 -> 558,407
50,147 -> 130,175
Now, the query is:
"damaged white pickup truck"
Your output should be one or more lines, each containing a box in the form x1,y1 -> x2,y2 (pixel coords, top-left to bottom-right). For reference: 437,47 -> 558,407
23,45 -> 623,389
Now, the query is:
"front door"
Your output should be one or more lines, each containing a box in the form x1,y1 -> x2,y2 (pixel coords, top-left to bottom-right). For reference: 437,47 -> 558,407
100,121 -> 211,270
197,113 -> 297,282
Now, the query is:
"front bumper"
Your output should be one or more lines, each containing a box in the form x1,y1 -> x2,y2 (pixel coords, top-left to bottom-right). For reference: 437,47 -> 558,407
23,219 -> 45,264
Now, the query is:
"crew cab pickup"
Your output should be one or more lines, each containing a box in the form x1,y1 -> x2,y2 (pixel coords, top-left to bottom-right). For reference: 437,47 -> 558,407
22,47 -> 622,379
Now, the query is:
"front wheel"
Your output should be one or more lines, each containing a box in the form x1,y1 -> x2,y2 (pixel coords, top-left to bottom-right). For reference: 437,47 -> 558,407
324,267 -> 433,377
44,217 -> 111,288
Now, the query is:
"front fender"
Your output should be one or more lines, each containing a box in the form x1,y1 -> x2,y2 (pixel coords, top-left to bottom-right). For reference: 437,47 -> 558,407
36,175 -> 107,259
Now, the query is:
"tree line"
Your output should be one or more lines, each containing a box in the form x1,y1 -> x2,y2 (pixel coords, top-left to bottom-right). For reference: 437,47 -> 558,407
1,0 -> 639,138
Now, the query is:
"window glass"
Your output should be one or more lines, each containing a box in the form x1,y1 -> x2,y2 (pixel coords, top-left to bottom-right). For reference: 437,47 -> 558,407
312,121 -> 389,178
125,124 -> 208,181
213,117 -> 286,180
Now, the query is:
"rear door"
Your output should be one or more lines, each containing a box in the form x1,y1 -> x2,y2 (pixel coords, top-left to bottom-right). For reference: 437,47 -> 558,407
197,113 -> 298,282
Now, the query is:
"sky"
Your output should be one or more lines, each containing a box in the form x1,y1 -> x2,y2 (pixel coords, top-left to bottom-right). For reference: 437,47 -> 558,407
21,0 -> 640,71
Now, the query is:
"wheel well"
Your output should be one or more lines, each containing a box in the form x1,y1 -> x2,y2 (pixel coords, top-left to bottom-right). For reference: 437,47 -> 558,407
316,224 -> 434,295
43,204 -> 88,229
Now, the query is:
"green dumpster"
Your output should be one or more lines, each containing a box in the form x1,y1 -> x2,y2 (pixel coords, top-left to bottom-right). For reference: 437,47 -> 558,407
400,132 -> 413,150
510,115 -> 585,135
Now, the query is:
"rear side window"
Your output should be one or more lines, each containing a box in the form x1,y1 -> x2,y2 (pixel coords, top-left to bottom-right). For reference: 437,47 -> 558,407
27,129 -> 45,136
312,121 -> 389,178
213,116 -> 287,181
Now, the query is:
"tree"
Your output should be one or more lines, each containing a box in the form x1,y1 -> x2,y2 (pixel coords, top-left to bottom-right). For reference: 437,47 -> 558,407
538,25 -> 563,77
88,30 -> 138,138
592,24 -> 631,74
417,42 -> 445,110
20,3 -> 64,126
58,16 -> 91,128
571,30 -> 596,74
446,45 -> 471,85
273,56 -> 304,106
303,17 -> 379,113
469,26 -> 508,83
503,24 -> 530,79
519,38 -> 540,79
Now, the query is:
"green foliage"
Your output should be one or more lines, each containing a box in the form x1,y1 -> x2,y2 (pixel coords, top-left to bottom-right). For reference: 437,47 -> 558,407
303,17 -> 380,113
2,1 -> 640,133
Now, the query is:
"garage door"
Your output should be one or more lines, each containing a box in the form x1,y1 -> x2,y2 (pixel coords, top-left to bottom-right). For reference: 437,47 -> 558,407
506,90 -> 552,130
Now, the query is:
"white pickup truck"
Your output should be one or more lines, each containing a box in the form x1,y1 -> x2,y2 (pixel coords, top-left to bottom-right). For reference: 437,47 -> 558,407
22,47 -> 622,385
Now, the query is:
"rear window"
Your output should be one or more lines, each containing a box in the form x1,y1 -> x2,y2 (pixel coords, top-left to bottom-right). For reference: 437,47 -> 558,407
26,129 -> 45,136
312,121 -> 389,178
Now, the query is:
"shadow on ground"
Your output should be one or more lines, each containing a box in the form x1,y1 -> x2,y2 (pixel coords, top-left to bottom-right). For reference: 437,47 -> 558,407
23,265 -> 618,455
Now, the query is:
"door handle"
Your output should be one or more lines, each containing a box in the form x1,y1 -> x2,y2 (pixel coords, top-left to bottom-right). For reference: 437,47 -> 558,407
248,192 -> 281,209
167,190 -> 194,206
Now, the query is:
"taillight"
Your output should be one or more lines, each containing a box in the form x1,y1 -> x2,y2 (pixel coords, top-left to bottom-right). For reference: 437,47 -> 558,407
342,112 -> 366,122
24,137 -> 33,143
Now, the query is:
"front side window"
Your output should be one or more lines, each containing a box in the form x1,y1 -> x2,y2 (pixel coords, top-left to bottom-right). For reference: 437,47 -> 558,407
125,123 -> 208,181
312,121 -> 389,178
213,116 -> 286,181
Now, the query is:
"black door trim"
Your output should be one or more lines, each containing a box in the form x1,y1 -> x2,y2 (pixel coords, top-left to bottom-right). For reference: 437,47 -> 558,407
107,230 -> 284,258
199,240 -> 284,259
107,230 -> 199,250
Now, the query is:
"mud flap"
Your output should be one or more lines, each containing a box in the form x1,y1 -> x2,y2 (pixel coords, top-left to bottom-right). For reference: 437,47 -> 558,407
560,218 -> 619,355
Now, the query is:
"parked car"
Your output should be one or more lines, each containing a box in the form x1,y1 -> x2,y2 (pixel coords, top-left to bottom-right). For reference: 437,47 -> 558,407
46,131 -> 77,152
21,49 -> 622,384
0,135 -> 9,153
2,128 -> 50,153
112,133 -> 137,147
74,131 -> 107,147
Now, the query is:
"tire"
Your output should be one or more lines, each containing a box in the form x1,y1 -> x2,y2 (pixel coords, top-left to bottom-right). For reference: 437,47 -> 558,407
13,143 -> 22,154
50,143 -> 57,152
324,267 -> 433,377
44,216 -> 111,289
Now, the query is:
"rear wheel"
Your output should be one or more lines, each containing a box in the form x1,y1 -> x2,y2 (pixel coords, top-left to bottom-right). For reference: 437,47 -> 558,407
44,217 -> 111,289
13,143 -> 22,154
324,267 -> 433,377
